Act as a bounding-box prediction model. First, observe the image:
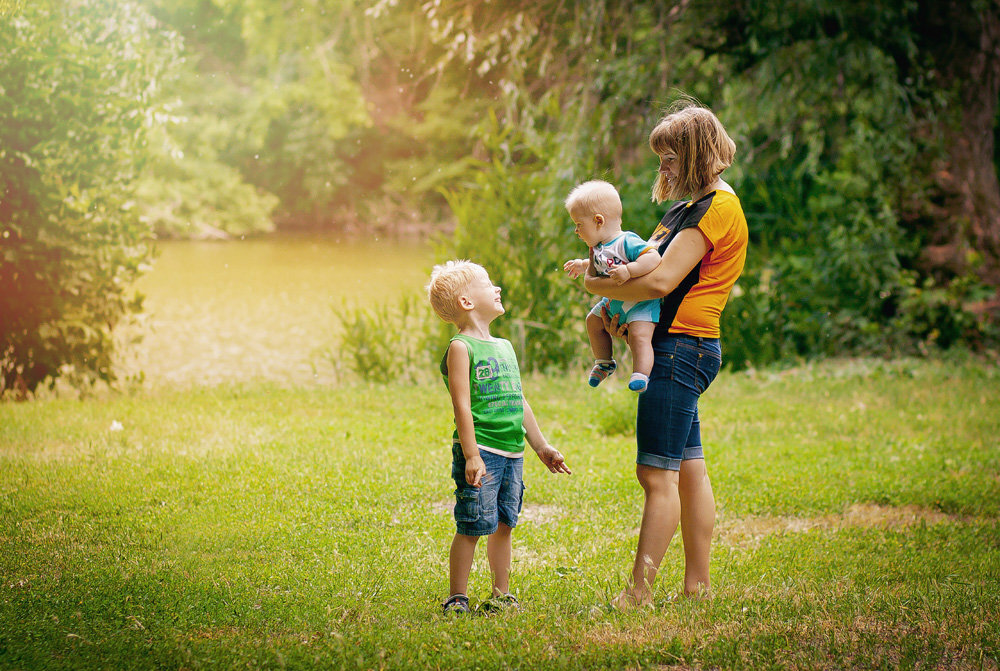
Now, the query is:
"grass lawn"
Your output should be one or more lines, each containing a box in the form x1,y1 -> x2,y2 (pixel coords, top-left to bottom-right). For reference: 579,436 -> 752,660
1,357 -> 998,669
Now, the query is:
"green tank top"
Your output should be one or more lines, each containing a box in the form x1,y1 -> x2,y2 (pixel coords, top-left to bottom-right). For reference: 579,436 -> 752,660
440,334 -> 526,454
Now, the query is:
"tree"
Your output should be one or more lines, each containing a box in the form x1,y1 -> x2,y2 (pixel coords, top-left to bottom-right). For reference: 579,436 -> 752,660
0,0 -> 180,397
691,0 -> 1000,296
401,0 -> 1000,364
143,0 -> 372,231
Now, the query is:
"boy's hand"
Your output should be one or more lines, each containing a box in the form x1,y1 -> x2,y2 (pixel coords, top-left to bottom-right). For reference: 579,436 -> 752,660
465,455 -> 486,487
534,445 -> 571,475
563,258 -> 588,280
608,265 -> 631,285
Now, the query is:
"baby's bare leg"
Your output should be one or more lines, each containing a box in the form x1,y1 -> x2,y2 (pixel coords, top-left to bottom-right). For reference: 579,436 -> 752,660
586,312 -> 613,361
627,321 -> 656,378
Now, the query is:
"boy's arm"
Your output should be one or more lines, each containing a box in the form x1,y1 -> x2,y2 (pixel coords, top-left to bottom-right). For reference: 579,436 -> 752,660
446,340 -> 486,487
522,398 -> 571,475
607,248 -> 660,285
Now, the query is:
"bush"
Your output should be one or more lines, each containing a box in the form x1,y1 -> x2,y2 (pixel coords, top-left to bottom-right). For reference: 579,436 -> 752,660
0,0 -> 180,398
327,294 -> 452,384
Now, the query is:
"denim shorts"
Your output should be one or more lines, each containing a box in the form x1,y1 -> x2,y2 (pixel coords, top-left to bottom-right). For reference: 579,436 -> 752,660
636,334 -> 722,471
451,444 -> 525,536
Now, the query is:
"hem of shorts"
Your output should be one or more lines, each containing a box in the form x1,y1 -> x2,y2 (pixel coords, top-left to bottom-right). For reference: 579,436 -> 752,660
456,519 -> 518,537
456,524 -> 498,537
636,447 -> 705,471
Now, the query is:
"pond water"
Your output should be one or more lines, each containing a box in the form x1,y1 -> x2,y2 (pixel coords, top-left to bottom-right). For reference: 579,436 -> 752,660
123,236 -> 434,387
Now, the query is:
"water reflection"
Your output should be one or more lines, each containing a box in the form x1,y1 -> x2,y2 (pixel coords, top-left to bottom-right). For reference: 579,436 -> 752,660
123,235 -> 433,387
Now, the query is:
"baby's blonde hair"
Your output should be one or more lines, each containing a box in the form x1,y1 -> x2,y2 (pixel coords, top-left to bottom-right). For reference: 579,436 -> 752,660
564,180 -> 623,223
649,101 -> 736,203
426,259 -> 487,324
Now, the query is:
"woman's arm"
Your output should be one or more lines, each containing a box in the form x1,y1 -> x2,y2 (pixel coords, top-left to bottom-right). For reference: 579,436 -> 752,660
584,227 -> 710,301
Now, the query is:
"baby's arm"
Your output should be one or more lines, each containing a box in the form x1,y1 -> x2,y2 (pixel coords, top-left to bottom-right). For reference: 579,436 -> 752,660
522,399 -> 571,475
446,340 -> 486,487
563,257 -> 590,280
607,248 -> 660,286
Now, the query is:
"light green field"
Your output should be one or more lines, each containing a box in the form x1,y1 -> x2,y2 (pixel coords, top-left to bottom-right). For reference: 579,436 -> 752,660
2,358 -> 998,669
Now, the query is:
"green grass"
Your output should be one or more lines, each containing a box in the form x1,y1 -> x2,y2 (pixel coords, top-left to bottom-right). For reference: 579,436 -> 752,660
1,358 -> 998,669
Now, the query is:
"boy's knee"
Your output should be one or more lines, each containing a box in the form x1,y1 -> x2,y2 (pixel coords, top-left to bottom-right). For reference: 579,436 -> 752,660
493,523 -> 513,537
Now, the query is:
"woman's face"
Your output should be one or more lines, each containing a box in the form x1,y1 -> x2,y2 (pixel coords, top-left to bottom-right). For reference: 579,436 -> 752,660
658,150 -> 679,188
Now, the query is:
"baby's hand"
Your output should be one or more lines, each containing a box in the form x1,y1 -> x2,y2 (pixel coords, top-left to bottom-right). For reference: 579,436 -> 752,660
563,258 -> 588,280
608,265 -> 632,285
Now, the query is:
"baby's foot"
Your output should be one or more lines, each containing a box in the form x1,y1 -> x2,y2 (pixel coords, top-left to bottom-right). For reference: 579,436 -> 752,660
628,373 -> 649,392
588,360 -> 617,387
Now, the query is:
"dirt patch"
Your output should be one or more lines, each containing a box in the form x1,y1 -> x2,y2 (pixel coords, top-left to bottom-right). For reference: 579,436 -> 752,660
716,503 -> 959,549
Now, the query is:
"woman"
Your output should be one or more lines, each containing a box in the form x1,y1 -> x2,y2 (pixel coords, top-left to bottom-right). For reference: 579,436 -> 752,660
585,101 -> 748,606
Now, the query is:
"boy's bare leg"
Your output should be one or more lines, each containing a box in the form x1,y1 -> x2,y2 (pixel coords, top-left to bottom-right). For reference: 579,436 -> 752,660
615,465 -> 681,607
586,312 -> 613,360
678,458 -> 715,596
449,533 -> 479,597
626,321 -> 656,377
486,523 -> 513,596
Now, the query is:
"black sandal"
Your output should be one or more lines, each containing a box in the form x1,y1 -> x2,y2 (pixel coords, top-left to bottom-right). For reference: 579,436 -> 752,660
442,594 -> 471,615
477,592 -> 520,614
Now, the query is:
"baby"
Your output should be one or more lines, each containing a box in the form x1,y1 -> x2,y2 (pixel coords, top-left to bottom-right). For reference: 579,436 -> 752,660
563,180 -> 660,392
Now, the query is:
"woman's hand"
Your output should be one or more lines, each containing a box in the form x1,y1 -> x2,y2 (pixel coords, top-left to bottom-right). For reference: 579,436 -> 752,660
601,305 -> 629,339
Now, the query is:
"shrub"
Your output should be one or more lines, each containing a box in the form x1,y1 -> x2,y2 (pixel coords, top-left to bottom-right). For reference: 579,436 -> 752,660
0,0 -> 180,398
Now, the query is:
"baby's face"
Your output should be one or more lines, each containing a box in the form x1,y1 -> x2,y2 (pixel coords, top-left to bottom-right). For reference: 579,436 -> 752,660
571,211 -> 604,247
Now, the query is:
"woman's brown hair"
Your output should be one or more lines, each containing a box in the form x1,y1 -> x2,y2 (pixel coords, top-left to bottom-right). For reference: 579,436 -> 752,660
649,102 -> 736,203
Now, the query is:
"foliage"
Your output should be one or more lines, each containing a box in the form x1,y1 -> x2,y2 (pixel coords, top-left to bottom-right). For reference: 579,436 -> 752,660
143,0 -> 466,232
133,71 -> 280,239
0,0 -> 181,398
417,2 -> 706,371
423,0 -> 1000,369
328,293 -> 452,384
1,360 -> 998,668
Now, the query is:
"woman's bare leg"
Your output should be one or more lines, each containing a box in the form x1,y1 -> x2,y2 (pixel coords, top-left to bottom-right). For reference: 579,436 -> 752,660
678,458 -> 715,595
615,465 -> 681,606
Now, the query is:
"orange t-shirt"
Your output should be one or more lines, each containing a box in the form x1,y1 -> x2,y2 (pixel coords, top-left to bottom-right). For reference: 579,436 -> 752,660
647,189 -> 748,339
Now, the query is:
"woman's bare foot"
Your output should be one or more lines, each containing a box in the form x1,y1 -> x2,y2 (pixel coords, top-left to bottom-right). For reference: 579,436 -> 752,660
610,588 -> 652,610
682,584 -> 712,601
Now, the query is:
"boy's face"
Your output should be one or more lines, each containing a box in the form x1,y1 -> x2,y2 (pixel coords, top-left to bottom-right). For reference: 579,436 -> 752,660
571,210 -> 606,248
464,270 -> 504,318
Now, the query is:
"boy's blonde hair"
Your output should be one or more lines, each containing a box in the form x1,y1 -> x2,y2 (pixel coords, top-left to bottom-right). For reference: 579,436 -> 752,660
564,180 -> 623,223
426,259 -> 487,324
649,101 -> 736,203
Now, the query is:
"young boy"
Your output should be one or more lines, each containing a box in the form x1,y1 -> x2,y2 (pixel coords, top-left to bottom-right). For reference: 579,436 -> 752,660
427,260 -> 571,615
562,180 -> 661,392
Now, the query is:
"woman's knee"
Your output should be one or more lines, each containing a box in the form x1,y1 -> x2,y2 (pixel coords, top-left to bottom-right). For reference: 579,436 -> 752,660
635,464 -> 679,494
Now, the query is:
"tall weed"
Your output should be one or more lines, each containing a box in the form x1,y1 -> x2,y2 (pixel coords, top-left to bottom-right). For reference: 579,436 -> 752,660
327,294 -> 452,384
